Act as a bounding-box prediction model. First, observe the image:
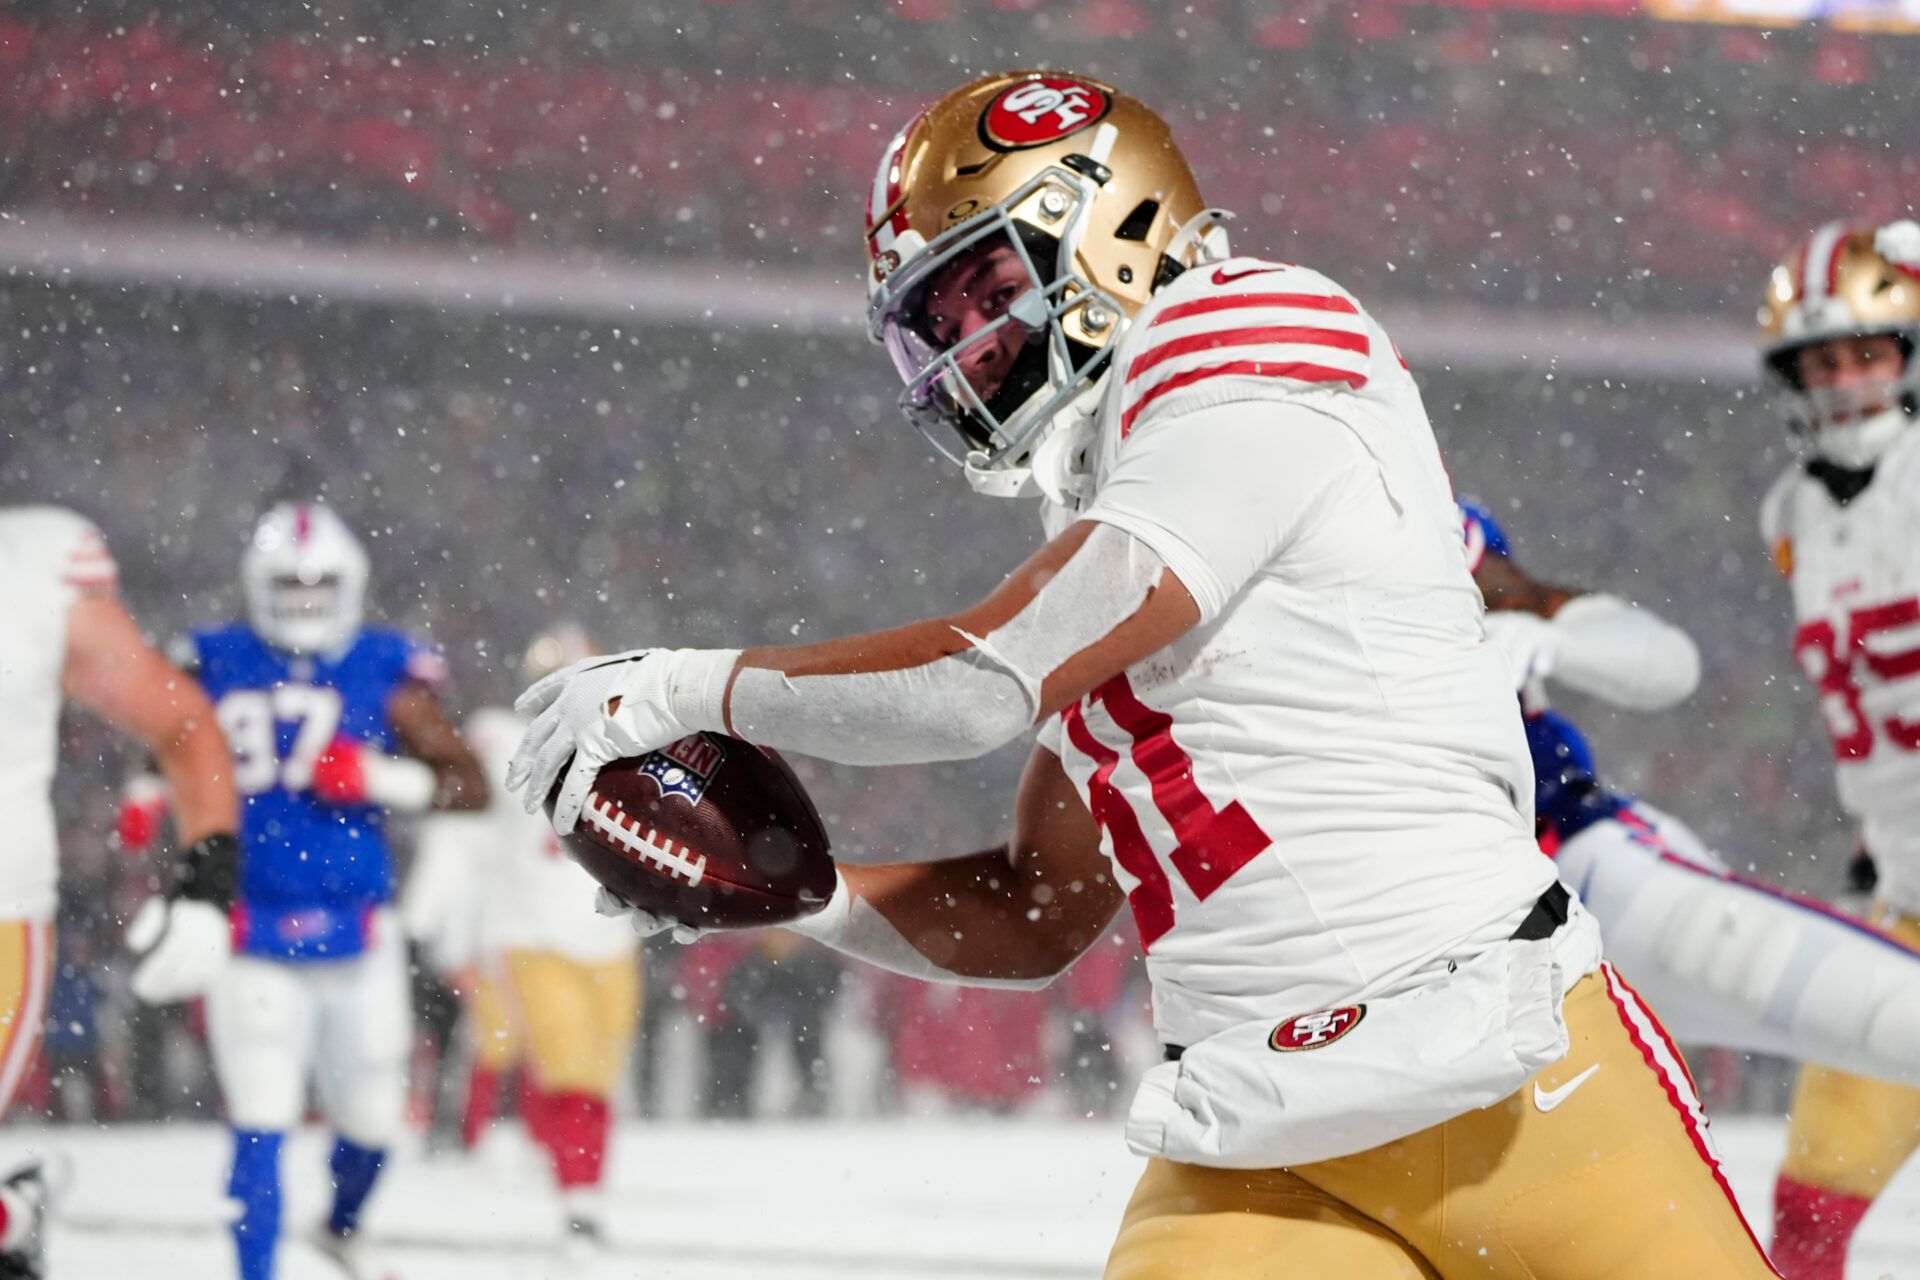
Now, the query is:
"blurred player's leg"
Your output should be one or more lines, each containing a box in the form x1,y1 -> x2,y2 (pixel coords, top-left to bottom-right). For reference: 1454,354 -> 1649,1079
1106,969 -> 1778,1278
462,962 -> 520,1150
0,922 -> 54,1122
0,920 -> 54,1274
1771,903 -> 1920,1279
1561,808 -> 1920,1078
208,955 -> 319,1280
0,1160 -> 49,1280
312,914 -> 411,1260
507,948 -> 639,1244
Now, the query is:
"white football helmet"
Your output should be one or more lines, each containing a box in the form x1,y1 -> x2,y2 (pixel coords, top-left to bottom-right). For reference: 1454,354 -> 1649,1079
242,503 -> 369,655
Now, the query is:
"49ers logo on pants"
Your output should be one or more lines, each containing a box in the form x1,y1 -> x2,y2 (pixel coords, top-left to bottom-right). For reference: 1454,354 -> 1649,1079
1269,1005 -> 1366,1052
980,77 -> 1110,151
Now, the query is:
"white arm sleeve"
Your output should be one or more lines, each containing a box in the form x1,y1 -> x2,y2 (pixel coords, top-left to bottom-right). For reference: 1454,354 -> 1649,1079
1544,593 -> 1701,711
1079,398 -> 1375,621
714,521 -> 1167,766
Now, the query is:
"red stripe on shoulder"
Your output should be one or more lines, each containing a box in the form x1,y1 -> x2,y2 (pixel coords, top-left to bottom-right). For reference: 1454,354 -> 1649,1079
1121,359 -> 1368,437
1150,291 -> 1358,328
1128,324 -> 1369,384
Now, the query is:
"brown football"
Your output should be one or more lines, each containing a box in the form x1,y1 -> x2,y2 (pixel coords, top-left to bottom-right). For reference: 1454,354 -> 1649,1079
548,733 -> 834,930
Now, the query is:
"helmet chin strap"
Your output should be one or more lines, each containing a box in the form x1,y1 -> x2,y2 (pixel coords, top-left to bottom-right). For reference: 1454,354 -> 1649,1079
962,452 -> 1040,499
963,384 -> 1103,504
1167,207 -> 1235,267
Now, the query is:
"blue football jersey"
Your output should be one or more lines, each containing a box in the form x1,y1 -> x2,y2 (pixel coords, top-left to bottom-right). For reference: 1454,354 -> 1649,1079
1458,497 -> 1512,570
1458,498 -> 1630,842
185,624 -> 443,961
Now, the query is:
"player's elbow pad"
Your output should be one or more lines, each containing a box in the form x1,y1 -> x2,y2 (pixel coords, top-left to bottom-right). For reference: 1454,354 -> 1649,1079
1548,593 -> 1701,711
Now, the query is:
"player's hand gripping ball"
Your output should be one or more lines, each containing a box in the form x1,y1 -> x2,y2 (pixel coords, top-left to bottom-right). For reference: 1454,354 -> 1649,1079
548,732 -> 835,931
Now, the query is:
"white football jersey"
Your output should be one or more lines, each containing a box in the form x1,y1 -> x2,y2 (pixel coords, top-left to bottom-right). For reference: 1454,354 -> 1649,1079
1039,259 -> 1552,1049
465,706 -> 636,962
0,507 -> 118,921
1761,426 -> 1920,914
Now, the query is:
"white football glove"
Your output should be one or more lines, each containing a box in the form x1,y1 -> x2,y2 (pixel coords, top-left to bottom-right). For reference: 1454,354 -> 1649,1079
505,649 -> 693,834
126,896 -> 232,1003
593,886 -> 713,944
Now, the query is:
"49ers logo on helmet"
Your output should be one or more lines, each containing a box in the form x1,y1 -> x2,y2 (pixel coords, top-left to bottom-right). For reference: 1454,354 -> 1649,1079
1269,1005 -> 1366,1052
980,77 -> 1110,151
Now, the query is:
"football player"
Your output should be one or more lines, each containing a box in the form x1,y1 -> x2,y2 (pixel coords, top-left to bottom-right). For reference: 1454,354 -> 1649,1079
1754,221 -> 1920,1279
1465,498 -> 1920,1089
508,73 -> 1779,1276
406,625 -> 638,1251
135,502 -> 488,1280
0,505 -> 240,1278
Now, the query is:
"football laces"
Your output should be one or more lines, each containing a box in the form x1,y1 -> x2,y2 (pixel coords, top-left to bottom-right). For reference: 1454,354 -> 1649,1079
581,792 -> 709,886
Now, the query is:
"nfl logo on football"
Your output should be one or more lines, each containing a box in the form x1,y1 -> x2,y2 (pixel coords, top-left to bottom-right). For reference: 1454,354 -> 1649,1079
640,733 -> 726,804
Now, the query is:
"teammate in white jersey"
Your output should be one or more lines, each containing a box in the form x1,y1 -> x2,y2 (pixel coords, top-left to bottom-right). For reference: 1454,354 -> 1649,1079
507,72 -> 1778,1276
405,626 -> 638,1251
1466,498 -> 1920,1092
0,506 -> 240,1277
1754,221 -> 1920,1279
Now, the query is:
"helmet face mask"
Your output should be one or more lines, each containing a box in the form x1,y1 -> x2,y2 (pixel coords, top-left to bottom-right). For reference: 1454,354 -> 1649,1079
242,503 -> 370,655
1761,221 -> 1920,469
863,72 -> 1223,493
873,188 -> 1120,470
1766,330 -> 1919,470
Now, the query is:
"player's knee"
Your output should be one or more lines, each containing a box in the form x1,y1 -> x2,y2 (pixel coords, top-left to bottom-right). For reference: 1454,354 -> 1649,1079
332,1081 -> 406,1150
221,1066 -> 304,1132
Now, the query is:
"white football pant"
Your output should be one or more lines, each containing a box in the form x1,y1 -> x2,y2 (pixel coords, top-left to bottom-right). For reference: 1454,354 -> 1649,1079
1562,802 -> 1920,1084
206,909 -> 411,1146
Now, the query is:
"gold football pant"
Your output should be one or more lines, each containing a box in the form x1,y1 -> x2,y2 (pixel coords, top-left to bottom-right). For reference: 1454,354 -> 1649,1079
504,950 -> 640,1098
1780,903 -> 1920,1199
0,920 -> 52,1119
1106,966 -> 1778,1279
465,964 -> 521,1074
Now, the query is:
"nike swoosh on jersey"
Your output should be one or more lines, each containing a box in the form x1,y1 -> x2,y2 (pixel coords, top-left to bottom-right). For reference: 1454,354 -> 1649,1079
1211,264 -> 1288,285
1533,1063 -> 1600,1113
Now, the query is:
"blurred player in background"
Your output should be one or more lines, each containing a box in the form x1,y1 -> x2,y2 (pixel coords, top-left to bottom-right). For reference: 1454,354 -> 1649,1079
1465,498 -> 1920,1085
0,505 -> 240,1278
132,501 -> 488,1280
1754,221 -> 1920,1279
510,72 -> 1779,1276
406,624 -> 638,1252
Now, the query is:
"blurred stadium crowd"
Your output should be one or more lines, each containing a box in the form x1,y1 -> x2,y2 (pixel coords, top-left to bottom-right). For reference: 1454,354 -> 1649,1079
0,0 -> 1896,1127
2,2 -> 1915,310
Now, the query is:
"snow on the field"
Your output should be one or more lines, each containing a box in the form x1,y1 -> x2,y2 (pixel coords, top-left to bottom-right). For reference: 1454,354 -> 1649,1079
12,1116 -> 1920,1278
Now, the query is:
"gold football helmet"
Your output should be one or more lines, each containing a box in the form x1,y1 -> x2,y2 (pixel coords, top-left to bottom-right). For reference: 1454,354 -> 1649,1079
865,71 -> 1227,491
1760,220 -> 1920,468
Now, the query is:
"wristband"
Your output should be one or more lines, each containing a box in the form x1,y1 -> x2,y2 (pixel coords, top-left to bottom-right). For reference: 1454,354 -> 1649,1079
173,832 -> 241,909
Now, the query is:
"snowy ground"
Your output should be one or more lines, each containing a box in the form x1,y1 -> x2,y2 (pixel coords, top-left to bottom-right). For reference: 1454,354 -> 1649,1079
14,1115 -> 1920,1278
